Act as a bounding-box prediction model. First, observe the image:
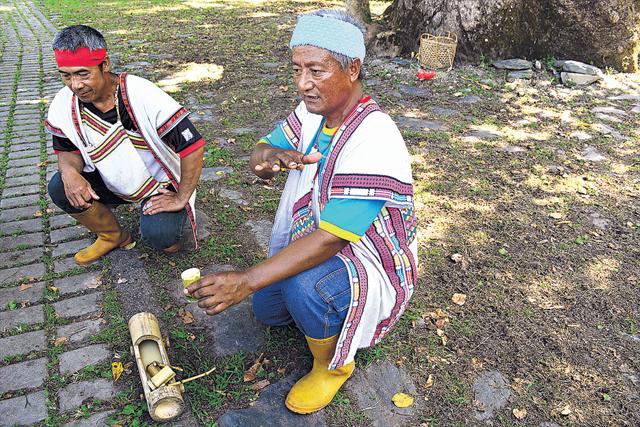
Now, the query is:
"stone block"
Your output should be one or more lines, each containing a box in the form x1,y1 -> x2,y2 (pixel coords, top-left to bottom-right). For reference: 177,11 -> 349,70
50,214 -> 77,229
5,166 -> 37,178
0,391 -> 47,425
63,410 -> 116,427
0,357 -> 47,394
7,156 -> 40,168
53,292 -> 102,318
52,238 -> 93,258
4,173 -> 39,187
0,262 -> 46,285
59,343 -> 111,375
58,379 -> 118,412
54,256 -> 82,274
2,184 -> 40,197
0,281 -> 45,310
9,142 -> 40,152
51,226 -> 88,243
217,374 -> 326,427
7,157 -> 40,172
57,318 -> 106,344
0,193 -> 40,209
0,247 -> 43,268
345,361 -> 418,426
0,304 -> 44,330
0,205 -> 40,222
54,271 -> 102,295
0,330 -> 46,358
0,218 -> 42,235
8,150 -> 39,159
0,231 -> 44,250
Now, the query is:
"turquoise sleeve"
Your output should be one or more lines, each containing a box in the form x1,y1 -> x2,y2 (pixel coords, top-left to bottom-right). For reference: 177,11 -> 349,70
260,123 -> 295,150
319,198 -> 386,241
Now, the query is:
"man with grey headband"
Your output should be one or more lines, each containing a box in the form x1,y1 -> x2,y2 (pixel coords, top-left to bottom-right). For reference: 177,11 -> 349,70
187,10 -> 417,413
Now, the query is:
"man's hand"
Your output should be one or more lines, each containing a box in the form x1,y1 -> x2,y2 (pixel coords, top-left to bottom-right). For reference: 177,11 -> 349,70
254,148 -> 322,173
250,144 -> 322,180
185,271 -> 252,315
61,170 -> 99,209
142,188 -> 187,215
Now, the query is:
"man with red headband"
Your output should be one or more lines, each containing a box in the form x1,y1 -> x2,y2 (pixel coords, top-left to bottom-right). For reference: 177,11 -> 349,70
45,25 -> 205,264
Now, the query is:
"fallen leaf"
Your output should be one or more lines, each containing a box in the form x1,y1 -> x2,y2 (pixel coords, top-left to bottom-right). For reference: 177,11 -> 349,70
20,300 -> 30,308
87,277 -> 102,289
450,253 -> 463,263
53,336 -> 68,346
513,408 -> 527,419
251,379 -> 270,391
179,309 -> 194,324
498,247 -> 509,256
112,361 -> 124,381
168,260 -> 176,267
45,208 -> 55,214
138,253 -> 149,260
49,286 -> 58,293
33,210 -> 43,218
452,293 -> 467,305
244,353 -> 265,382
435,318 -> 448,329
549,212 -> 563,219
392,392 -> 414,408
116,278 -> 128,284
560,406 -> 572,416
277,367 -> 286,375
19,283 -> 33,291
424,374 -> 434,388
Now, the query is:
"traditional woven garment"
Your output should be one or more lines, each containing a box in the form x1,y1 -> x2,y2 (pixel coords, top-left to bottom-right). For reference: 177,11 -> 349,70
269,98 -> 418,369
45,73 -> 198,242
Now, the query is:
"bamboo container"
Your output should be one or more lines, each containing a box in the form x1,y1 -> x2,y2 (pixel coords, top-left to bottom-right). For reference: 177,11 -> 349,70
129,312 -> 185,422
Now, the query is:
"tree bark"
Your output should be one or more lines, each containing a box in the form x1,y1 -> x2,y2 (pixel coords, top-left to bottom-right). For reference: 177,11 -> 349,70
346,0 -> 372,24
384,0 -> 640,72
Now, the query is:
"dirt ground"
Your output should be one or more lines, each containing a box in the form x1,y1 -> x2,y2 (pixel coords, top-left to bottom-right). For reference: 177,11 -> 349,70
41,0 -> 639,425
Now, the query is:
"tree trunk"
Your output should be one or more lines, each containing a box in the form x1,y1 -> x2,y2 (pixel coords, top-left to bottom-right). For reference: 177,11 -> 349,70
384,0 -> 640,72
346,0 -> 372,24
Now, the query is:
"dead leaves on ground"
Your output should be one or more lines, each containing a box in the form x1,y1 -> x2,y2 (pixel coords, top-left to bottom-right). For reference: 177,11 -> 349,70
178,309 -> 194,324
392,392 -> 414,408
244,353 -> 272,391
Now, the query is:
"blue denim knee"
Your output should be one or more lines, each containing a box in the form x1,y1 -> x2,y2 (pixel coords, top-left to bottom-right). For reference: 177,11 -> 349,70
139,199 -> 188,250
252,256 -> 351,339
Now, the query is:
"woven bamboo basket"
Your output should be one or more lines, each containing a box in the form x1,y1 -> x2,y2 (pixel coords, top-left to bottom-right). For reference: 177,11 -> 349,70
419,32 -> 458,71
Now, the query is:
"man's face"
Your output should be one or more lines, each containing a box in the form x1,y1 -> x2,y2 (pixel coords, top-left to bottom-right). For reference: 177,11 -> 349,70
58,59 -> 111,103
292,45 -> 358,122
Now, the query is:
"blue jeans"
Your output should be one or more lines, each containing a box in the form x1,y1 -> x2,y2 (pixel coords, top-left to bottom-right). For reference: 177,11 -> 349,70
252,256 -> 351,339
48,171 -> 187,250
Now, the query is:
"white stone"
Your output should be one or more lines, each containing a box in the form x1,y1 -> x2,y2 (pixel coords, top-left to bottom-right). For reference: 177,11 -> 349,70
561,72 -> 601,86
569,131 -> 592,141
591,106 -> 628,117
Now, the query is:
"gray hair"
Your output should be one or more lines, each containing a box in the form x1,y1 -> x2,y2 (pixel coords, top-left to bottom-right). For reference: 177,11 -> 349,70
52,25 -> 107,51
304,9 -> 366,80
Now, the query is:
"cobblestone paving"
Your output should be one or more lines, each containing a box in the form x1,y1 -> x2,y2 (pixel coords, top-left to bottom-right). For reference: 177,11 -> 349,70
0,2 -> 120,425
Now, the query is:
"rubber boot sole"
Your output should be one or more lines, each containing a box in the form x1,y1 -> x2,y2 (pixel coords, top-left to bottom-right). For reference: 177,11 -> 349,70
74,233 -> 135,266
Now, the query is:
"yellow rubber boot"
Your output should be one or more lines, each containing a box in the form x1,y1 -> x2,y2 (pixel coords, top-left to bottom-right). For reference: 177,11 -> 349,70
70,201 -> 132,265
285,335 -> 355,414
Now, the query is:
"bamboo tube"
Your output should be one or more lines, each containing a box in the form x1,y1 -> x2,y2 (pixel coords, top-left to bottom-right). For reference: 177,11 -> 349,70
129,312 -> 185,422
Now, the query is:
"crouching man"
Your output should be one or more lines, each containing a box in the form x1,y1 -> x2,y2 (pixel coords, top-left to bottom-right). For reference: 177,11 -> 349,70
187,10 -> 417,414
46,25 -> 205,264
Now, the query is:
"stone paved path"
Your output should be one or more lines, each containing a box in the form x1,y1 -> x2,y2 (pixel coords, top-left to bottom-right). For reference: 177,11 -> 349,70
0,2 -> 120,425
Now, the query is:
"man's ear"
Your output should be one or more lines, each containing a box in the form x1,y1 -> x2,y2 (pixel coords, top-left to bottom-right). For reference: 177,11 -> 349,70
349,58 -> 361,82
102,55 -> 111,74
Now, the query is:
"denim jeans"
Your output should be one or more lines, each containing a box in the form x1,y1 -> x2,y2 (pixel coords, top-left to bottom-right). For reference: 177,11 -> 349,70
48,171 -> 187,250
252,256 -> 351,339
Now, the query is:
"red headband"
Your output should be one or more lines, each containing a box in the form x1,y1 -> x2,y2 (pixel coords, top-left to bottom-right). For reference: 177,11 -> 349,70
54,47 -> 107,67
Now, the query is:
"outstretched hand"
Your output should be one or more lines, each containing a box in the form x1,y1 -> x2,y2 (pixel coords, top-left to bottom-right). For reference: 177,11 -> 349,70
185,271 -> 252,315
254,148 -> 322,174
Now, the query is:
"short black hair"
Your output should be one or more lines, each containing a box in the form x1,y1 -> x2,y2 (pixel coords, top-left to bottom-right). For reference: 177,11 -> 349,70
52,25 -> 107,51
